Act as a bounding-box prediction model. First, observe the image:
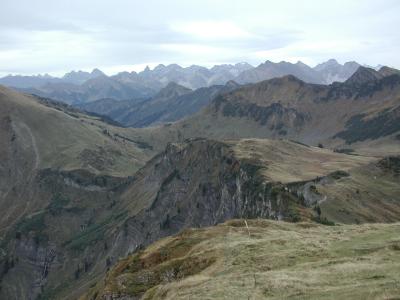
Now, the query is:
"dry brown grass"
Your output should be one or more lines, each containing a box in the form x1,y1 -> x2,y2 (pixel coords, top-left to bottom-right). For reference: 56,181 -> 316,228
229,138 -> 374,183
83,219 -> 400,300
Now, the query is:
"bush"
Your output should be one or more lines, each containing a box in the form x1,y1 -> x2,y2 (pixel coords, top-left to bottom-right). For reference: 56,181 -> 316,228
329,170 -> 350,180
312,216 -> 335,226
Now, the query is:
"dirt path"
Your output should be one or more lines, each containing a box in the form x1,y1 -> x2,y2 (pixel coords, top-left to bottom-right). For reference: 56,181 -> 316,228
12,120 -> 41,217
19,121 -> 40,170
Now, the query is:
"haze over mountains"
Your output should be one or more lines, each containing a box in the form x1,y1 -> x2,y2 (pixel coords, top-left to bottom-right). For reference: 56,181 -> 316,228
0,59 -> 364,105
78,80 -> 241,127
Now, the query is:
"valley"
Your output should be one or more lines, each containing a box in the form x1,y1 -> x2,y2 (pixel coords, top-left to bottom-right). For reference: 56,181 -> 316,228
0,62 -> 399,300
2,1 -> 400,298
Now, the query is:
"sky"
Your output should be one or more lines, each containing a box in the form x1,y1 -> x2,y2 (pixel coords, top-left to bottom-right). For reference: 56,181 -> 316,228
1,0 -> 400,76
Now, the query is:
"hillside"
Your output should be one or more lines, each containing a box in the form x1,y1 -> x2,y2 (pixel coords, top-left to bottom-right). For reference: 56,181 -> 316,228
0,85 -> 152,176
82,219 -> 400,300
150,67 -> 400,154
0,84 -> 155,242
79,81 -> 240,127
1,134 -> 399,299
19,76 -> 159,105
0,85 -> 155,299
2,1 -> 400,300
83,82 -> 193,127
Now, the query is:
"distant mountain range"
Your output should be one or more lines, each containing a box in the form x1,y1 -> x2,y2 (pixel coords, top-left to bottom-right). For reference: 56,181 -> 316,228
78,80 -> 241,127
0,59 -> 367,104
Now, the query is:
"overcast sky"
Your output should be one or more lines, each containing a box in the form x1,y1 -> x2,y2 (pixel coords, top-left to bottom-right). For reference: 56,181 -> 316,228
1,0 -> 399,76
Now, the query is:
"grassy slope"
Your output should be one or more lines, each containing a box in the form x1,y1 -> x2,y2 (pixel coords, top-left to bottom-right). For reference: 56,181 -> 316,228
0,85 -> 153,177
83,219 -> 400,300
230,139 -> 400,224
0,86 -> 157,300
229,138 -> 373,183
318,161 -> 400,224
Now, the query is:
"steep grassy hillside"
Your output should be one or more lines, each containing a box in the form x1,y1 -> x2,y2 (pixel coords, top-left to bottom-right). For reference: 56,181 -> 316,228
0,86 -> 155,299
0,85 -> 153,176
83,219 -> 400,300
0,85 -> 156,234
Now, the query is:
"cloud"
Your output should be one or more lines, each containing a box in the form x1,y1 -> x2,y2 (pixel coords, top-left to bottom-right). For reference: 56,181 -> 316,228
170,21 -> 255,40
0,0 -> 399,76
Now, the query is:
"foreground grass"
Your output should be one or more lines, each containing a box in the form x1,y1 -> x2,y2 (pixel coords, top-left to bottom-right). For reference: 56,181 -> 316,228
83,219 -> 400,300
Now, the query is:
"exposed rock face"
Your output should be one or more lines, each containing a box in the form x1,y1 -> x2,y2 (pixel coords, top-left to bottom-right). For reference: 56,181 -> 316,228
236,60 -> 324,84
0,168 -> 129,300
2,60 -> 363,105
345,66 -> 384,86
1,136 -> 399,299
215,97 -> 310,134
0,138 -> 304,299
112,138 -> 371,258
123,139 -> 297,233
4,63 -> 251,104
62,69 -> 106,85
314,59 -> 360,84
334,105 -> 400,143
0,85 -> 152,299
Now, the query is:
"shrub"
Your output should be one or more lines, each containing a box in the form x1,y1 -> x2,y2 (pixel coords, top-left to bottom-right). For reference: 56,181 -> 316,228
312,216 -> 335,226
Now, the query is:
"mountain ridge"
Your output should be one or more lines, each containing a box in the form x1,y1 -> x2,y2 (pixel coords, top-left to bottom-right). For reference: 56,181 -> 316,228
1,62 -> 400,300
0,59 -> 370,104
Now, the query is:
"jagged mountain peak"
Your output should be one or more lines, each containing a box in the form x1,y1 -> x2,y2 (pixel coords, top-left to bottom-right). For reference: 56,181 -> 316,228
154,64 -> 183,72
154,64 -> 166,71
314,60 -> 361,84
314,59 -> 341,71
295,60 -> 308,67
187,64 -> 209,71
235,62 -> 253,68
345,66 -> 384,85
236,60 -> 322,85
62,68 -> 105,84
91,68 -> 105,76
344,61 -> 360,67
326,58 -> 339,64
167,63 -> 183,70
